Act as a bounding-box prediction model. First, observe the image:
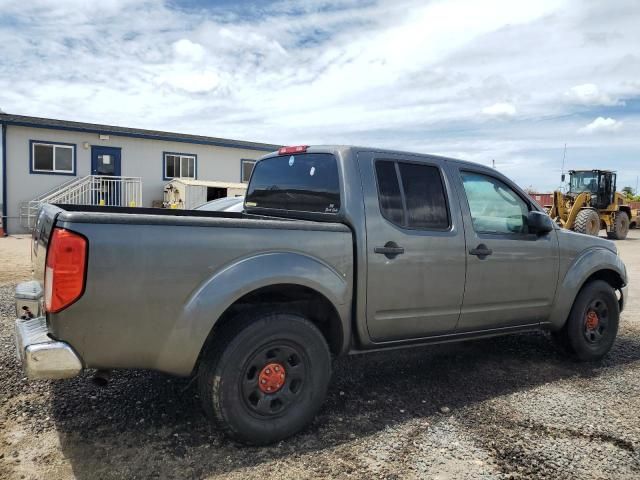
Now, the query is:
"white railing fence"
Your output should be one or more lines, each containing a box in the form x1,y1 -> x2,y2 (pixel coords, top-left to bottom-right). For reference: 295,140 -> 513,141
20,175 -> 142,230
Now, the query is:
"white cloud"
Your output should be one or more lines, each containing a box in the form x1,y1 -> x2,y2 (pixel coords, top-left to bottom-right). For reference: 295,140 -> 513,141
1,0 -> 640,190
565,83 -> 622,106
578,117 -> 623,134
161,71 -> 220,93
482,102 -> 517,117
172,38 -> 206,62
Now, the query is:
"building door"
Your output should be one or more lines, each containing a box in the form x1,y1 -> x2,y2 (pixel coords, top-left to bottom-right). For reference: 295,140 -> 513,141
91,146 -> 122,206
91,146 -> 121,176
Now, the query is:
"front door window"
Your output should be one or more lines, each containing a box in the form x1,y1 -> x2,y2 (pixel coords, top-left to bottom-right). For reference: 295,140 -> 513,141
461,171 -> 529,235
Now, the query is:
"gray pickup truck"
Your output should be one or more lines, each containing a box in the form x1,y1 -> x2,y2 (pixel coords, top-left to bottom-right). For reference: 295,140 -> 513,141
14,145 -> 628,445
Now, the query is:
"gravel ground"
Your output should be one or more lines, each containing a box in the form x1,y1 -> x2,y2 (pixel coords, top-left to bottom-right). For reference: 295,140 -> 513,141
1,231 -> 640,479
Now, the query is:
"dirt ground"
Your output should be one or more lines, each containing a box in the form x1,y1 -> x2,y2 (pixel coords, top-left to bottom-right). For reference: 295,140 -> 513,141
0,235 -> 32,285
1,230 -> 640,479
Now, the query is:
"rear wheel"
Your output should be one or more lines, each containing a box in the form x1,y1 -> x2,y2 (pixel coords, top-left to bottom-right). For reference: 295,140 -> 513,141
198,310 -> 332,445
552,280 -> 619,361
573,209 -> 600,236
607,211 -> 629,240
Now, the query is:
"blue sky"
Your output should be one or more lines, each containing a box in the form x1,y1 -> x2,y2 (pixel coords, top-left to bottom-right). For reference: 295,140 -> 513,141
1,0 -> 639,191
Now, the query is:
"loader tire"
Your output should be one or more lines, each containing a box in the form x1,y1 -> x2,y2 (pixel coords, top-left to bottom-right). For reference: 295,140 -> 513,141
573,209 -> 600,236
607,211 -> 629,240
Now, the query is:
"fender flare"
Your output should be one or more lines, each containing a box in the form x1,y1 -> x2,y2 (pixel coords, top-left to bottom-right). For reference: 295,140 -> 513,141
548,246 -> 627,330
154,251 -> 351,375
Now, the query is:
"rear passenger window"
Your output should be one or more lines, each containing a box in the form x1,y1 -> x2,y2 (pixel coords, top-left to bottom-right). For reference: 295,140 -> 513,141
375,161 -> 404,225
375,160 -> 450,229
399,163 -> 449,229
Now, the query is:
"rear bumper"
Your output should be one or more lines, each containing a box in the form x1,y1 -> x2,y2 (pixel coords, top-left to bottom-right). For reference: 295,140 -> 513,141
15,280 -> 43,319
14,316 -> 83,380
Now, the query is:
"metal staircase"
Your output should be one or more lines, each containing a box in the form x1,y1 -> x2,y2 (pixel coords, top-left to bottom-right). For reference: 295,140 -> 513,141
20,175 -> 142,230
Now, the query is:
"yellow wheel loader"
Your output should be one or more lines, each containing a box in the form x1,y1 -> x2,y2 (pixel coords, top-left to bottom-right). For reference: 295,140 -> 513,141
548,169 -> 632,240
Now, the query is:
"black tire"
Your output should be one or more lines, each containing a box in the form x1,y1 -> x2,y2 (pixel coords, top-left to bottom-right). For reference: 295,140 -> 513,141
607,211 -> 629,240
574,209 -> 600,236
198,310 -> 332,445
554,280 -> 619,361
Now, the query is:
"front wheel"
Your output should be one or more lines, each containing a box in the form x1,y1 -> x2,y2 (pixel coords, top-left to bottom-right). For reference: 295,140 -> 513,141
198,310 -> 332,445
573,209 -> 600,236
553,280 -> 619,361
607,211 -> 629,240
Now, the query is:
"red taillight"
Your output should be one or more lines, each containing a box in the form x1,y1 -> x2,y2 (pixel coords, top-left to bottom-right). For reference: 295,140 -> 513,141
278,145 -> 308,155
45,228 -> 87,313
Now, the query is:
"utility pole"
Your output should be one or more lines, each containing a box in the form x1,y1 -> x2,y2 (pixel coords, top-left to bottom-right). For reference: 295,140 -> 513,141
560,143 -> 567,191
492,159 -> 495,169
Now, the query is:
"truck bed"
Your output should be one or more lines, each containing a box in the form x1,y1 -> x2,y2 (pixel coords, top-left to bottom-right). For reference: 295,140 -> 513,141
33,203 -> 354,376
52,203 -> 349,230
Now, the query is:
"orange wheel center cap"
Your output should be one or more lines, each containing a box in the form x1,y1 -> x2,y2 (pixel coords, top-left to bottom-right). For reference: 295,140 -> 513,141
585,310 -> 599,330
258,363 -> 286,393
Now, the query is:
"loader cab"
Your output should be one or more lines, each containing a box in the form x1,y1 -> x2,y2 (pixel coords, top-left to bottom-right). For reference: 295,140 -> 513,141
568,169 -> 616,209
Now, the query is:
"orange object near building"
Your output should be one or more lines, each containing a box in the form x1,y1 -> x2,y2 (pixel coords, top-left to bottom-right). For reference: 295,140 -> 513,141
528,192 -> 553,207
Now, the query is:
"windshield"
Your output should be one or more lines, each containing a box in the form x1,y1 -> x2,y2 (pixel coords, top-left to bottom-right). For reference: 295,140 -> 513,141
245,153 -> 340,213
570,172 -> 599,193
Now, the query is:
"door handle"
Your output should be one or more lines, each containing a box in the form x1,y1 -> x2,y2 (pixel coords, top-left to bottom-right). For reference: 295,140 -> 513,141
374,241 -> 405,259
469,244 -> 493,259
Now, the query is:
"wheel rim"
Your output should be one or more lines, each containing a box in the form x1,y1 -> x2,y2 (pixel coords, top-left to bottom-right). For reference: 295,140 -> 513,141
258,363 -> 286,394
241,342 -> 306,417
583,299 -> 609,344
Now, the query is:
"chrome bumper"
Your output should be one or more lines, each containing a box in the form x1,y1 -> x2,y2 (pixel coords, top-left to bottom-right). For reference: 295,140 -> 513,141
15,280 -> 43,319
14,316 -> 83,380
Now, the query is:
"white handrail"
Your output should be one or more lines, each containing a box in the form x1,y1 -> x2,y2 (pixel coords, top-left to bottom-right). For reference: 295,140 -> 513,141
29,176 -> 88,203
20,175 -> 143,230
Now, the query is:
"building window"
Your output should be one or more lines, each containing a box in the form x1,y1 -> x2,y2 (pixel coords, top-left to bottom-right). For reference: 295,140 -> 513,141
164,152 -> 196,180
30,141 -> 75,174
241,159 -> 256,183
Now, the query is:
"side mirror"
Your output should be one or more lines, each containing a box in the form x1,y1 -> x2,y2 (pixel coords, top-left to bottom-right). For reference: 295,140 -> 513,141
528,211 -> 554,235
561,174 -> 565,182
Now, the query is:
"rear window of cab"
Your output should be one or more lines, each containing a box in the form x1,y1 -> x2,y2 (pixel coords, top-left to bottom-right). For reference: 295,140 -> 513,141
245,153 -> 340,214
